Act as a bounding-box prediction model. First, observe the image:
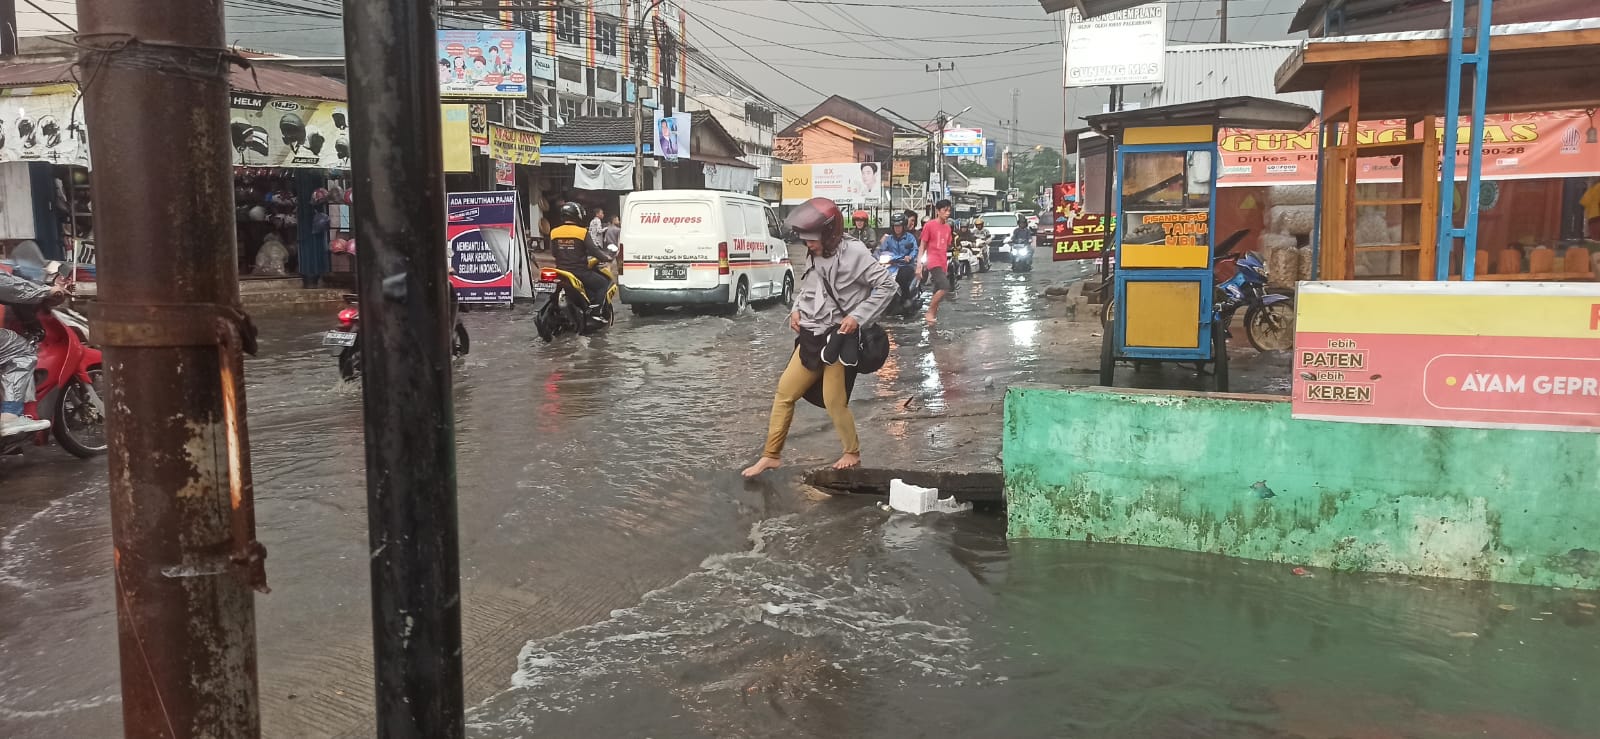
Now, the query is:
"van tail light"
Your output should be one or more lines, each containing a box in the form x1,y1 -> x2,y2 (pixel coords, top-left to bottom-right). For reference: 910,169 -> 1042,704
539,267 -> 560,282
718,241 -> 730,276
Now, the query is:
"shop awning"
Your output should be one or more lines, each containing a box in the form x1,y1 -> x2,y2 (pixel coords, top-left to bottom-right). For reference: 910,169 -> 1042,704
0,55 -> 346,101
1085,96 -> 1318,135
1275,18 -> 1600,119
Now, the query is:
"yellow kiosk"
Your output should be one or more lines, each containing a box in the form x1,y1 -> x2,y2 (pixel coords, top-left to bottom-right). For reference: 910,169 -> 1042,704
1089,98 -> 1316,391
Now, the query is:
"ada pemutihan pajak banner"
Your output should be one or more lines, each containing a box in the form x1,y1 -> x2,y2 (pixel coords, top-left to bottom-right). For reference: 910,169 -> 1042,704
1218,110 -> 1600,187
1292,281 -> 1600,433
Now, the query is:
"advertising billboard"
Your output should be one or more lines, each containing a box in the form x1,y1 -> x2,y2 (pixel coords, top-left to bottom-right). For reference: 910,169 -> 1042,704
652,110 -> 692,162
446,191 -> 519,305
0,87 -> 89,167
781,162 -> 883,206
1065,3 -> 1166,88
230,92 -> 350,169
1217,110 -> 1600,187
943,127 -> 984,157
1292,281 -> 1600,432
438,29 -> 530,99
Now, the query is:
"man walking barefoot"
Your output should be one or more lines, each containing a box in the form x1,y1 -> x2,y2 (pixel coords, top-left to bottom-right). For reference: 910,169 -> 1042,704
919,199 -> 954,325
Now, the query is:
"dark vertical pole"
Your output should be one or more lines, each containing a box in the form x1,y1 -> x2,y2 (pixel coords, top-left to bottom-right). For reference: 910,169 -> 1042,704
0,0 -> 15,56
339,0 -> 464,737
76,1 -> 263,736
1220,0 -> 1229,43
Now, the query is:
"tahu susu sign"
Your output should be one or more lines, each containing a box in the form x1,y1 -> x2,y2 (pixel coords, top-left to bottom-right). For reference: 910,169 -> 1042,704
1218,110 -> 1600,187
1292,281 -> 1600,433
488,125 -> 540,165
446,191 -> 519,305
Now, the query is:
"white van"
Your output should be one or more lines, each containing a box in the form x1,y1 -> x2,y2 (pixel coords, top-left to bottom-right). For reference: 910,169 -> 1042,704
618,190 -> 795,316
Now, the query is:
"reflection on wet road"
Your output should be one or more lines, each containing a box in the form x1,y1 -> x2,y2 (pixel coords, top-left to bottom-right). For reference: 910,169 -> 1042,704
4,255 -> 1595,738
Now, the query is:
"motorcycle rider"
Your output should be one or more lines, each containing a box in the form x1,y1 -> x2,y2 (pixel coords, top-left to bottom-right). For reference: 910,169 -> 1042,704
550,202 -> 614,316
876,213 -> 920,301
849,209 -> 873,244
0,267 -> 66,435
1010,219 -> 1034,248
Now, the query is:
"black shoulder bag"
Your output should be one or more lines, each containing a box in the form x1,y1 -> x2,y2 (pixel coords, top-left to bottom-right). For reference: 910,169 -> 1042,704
814,262 -> 891,375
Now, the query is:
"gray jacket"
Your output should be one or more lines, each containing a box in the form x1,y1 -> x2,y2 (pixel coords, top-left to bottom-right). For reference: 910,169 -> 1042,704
0,270 -> 51,306
793,236 -> 894,336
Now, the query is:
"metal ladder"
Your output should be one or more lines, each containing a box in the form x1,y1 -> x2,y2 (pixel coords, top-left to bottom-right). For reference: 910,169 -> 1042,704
1435,0 -> 1494,280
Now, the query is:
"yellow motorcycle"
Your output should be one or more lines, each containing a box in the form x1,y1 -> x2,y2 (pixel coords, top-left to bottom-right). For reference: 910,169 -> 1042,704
533,257 -> 618,342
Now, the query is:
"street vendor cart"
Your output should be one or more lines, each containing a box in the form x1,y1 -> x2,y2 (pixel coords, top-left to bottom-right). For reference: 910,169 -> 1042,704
1090,98 -> 1317,391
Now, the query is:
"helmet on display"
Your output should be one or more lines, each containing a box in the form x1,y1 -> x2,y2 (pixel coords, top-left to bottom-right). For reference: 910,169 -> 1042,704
889,213 -> 907,227
784,197 -> 844,249
851,209 -> 869,223
306,127 -> 326,156
559,201 -> 584,225
279,113 -> 306,151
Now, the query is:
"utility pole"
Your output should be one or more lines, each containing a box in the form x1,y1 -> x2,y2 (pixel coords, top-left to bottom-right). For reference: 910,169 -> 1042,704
340,0 -> 465,735
1059,9 -> 1074,183
1220,0 -> 1229,42
77,0 -> 265,736
632,0 -> 646,190
926,61 -> 954,205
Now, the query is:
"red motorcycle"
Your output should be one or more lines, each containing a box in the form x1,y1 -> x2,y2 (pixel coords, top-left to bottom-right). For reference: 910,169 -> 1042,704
0,265 -> 106,459
323,293 -> 469,381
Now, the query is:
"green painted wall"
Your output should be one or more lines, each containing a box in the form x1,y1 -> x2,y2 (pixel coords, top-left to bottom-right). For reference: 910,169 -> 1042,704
1004,386 -> 1600,590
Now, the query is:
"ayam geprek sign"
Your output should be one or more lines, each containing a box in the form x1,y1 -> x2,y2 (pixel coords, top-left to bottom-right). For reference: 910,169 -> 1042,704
1292,281 -> 1600,433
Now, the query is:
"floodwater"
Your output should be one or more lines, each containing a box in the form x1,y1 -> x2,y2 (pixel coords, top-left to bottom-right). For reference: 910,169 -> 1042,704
3,255 -> 1595,738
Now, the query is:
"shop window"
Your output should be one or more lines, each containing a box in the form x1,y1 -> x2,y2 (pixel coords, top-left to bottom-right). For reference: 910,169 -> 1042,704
558,96 -> 580,123
558,58 -> 583,84
595,67 -> 618,92
596,20 -> 618,57
557,7 -> 583,45
516,10 -> 541,33
597,105 -> 621,118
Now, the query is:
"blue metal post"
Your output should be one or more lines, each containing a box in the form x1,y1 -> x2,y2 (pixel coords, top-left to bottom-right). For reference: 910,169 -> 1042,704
1436,0 -> 1494,280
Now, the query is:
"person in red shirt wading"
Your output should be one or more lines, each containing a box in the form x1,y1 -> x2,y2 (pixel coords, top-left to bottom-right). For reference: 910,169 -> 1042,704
919,199 -> 955,325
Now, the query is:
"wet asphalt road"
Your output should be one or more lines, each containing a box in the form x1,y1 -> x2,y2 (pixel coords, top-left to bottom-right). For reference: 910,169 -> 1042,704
0,252 -> 1100,738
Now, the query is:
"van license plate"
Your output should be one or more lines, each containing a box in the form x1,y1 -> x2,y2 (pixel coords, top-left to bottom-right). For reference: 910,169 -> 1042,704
654,264 -> 687,280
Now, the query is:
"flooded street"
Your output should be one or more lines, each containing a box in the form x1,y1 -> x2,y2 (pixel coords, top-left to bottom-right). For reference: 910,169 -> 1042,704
2,256 -> 1596,738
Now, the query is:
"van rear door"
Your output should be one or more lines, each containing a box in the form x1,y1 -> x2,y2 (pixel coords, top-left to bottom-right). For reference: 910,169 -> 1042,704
622,198 -> 721,289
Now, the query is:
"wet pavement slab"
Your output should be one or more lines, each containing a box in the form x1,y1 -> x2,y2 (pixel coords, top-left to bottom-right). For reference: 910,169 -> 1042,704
4,255 -> 1595,738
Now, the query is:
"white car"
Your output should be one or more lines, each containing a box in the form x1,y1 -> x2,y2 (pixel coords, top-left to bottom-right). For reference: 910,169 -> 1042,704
618,190 -> 796,316
977,211 -> 1023,260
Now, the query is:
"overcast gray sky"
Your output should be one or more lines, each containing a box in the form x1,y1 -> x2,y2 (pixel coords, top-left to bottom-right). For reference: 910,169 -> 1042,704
212,0 -> 1308,150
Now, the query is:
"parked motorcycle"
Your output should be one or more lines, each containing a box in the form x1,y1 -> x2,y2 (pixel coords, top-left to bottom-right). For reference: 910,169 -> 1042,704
324,293 -> 470,380
879,252 -> 924,319
1212,230 -> 1294,352
534,257 -> 618,342
1010,237 -> 1035,272
0,264 -> 106,459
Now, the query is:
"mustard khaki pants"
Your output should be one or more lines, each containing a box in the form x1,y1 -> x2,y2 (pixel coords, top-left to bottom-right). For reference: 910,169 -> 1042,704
762,349 -> 858,459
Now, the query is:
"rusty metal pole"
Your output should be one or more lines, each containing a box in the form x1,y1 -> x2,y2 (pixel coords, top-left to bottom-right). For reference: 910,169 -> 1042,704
339,0 -> 465,736
76,1 -> 266,737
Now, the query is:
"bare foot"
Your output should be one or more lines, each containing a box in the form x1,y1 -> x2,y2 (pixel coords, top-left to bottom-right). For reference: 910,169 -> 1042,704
742,457 -> 782,478
832,453 -> 861,470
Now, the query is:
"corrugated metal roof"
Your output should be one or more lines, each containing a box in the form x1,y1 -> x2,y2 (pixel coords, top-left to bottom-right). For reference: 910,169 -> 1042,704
0,56 -> 346,101
1143,42 -> 1321,112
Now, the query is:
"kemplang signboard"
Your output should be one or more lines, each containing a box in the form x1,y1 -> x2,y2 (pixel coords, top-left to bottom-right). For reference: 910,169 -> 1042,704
1065,3 -> 1166,88
1218,110 -> 1600,187
1292,281 -> 1600,433
438,29 -> 529,99
446,191 -> 519,305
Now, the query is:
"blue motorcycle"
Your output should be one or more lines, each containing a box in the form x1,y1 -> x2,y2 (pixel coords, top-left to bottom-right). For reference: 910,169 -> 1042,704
1213,231 -> 1295,352
878,252 -> 924,319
